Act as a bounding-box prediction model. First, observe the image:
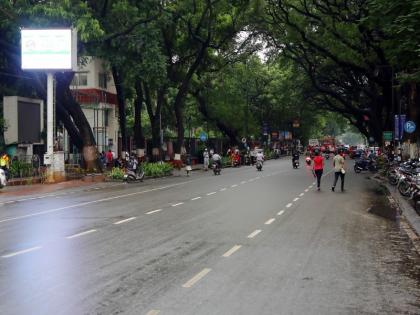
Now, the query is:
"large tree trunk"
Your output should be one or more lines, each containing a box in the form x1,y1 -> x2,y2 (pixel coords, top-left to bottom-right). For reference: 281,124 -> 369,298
55,72 -> 100,171
134,79 -> 145,150
112,65 -> 127,152
144,83 -> 165,158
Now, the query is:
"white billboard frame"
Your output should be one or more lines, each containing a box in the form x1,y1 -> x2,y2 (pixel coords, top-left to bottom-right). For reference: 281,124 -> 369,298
21,28 -> 77,71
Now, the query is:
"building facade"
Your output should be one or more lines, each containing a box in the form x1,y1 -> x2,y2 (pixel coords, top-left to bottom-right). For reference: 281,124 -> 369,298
69,57 -> 120,157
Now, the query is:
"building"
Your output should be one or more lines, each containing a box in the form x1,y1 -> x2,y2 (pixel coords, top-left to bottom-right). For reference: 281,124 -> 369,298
68,57 -> 120,158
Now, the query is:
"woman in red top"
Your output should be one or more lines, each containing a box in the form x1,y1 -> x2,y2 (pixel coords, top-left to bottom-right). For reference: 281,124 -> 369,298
312,149 -> 324,191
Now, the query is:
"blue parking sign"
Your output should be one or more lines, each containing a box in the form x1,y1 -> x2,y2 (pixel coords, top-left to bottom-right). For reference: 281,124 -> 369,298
404,121 -> 416,134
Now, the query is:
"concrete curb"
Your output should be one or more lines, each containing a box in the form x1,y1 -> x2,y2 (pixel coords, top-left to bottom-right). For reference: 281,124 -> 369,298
371,176 -> 420,252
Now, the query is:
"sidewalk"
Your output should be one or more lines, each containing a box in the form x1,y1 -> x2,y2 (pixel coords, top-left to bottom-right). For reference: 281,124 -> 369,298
0,179 -> 104,198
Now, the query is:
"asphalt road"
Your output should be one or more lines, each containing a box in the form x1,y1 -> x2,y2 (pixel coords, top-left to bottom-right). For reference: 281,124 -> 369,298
0,159 -> 419,315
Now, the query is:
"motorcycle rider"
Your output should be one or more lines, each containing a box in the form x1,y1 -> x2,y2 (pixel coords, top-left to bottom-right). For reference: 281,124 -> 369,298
0,153 -> 10,179
127,153 -> 139,173
292,150 -> 300,167
256,150 -> 264,163
211,151 -> 222,169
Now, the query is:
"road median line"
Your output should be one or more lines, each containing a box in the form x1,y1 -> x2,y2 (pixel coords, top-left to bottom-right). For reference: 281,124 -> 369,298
2,246 -> 42,258
66,229 -> 97,239
114,217 -> 137,224
182,268 -> 211,288
222,245 -> 242,257
247,229 -> 262,238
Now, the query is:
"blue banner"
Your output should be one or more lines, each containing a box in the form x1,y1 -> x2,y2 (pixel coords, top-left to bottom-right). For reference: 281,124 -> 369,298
399,114 -> 406,140
394,115 -> 399,140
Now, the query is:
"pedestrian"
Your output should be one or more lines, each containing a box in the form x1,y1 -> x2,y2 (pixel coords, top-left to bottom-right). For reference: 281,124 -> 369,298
106,149 -> 113,169
332,148 -> 346,192
312,149 -> 324,191
203,148 -> 209,171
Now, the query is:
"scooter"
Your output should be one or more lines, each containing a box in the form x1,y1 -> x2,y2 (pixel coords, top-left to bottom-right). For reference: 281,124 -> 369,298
124,158 -> 144,182
0,168 -> 7,189
212,162 -> 221,175
256,160 -> 263,171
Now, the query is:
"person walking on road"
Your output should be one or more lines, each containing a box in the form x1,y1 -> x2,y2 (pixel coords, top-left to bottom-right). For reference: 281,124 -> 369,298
203,148 -> 210,171
332,149 -> 346,192
312,149 -> 324,191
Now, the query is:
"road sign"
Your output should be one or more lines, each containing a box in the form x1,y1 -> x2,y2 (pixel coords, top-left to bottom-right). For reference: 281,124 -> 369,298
199,132 -> 208,142
383,131 -> 393,141
404,121 -> 416,134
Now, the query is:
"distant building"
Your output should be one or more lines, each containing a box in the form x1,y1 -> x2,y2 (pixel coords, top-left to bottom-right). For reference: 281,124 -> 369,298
68,57 -> 120,159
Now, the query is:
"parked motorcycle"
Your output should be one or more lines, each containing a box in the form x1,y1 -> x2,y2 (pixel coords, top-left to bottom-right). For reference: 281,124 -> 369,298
413,188 -> 420,215
256,160 -> 263,171
354,158 -> 377,173
0,168 -> 7,189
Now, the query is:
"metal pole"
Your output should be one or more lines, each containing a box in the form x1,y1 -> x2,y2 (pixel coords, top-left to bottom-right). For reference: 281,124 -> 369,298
46,72 -> 54,182
47,73 -> 54,157
159,110 -> 163,162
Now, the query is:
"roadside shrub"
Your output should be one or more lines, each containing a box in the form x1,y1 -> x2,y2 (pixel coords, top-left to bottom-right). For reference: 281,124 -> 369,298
9,160 -> 33,178
143,162 -> 173,177
221,156 -> 230,167
109,167 -> 125,180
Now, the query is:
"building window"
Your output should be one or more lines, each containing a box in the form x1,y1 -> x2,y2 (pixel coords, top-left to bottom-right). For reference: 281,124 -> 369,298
71,73 -> 88,86
98,73 -> 107,89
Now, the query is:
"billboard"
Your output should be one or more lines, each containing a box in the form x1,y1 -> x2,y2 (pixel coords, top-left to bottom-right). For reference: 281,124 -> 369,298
21,29 -> 77,70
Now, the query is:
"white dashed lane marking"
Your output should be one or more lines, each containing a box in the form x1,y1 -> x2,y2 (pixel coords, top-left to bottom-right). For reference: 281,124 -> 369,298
286,203 -> 293,208
231,184 -> 238,188
293,197 -> 299,202
277,210 -> 285,216
207,192 -> 217,196
114,217 -> 137,224
240,181 -> 247,184
191,197 -> 202,201
222,245 -> 242,257
304,189 -> 309,192
299,193 -> 304,197
171,202 -> 184,207
2,246 -> 42,258
146,209 -> 162,215
219,188 -> 227,191
146,310 -> 160,315
247,230 -> 262,239
0,181 -> 194,224
66,229 -> 97,239
265,218 -> 275,225
182,268 -> 211,288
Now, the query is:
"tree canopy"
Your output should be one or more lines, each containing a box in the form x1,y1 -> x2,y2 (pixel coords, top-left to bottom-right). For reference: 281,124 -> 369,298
0,0 -> 419,164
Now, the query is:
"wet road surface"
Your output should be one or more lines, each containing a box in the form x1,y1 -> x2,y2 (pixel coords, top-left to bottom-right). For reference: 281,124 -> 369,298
0,159 -> 419,314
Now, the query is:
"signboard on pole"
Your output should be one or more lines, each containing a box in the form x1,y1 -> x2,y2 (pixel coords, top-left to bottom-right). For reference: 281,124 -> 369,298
21,28 -> 77,71
383,131 -> 393,141
308,139 -> 319,146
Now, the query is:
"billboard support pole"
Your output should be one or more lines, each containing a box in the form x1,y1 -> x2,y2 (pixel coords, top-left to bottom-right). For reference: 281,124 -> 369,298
46,72 -> 55,183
